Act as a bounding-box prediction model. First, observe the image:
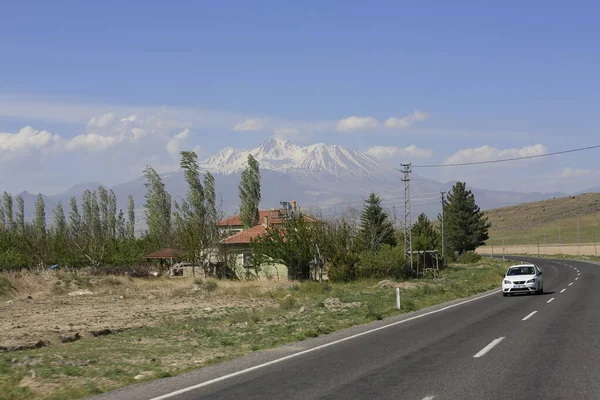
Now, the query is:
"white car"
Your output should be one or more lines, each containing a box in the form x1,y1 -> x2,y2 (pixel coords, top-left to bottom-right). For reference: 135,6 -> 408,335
502,264 -> 543,296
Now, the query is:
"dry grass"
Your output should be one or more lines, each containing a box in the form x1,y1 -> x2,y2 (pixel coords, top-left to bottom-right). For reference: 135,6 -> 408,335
0,258 -> 511,400
485,193 -> 600,246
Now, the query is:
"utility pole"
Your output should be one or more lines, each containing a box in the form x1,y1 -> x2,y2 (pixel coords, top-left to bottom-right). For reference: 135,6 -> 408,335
595,233 -> 597,255
401,163 -> 413,273
537,237 -> 540,257
440,191 -> 446,266
558,220 -> 561,245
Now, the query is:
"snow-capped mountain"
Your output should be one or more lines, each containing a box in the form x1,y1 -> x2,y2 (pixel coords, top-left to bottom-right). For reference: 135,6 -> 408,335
200,137 -> 400,180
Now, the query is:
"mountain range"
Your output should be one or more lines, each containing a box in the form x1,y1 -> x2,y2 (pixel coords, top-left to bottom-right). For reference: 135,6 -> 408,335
12,137 -> 580,230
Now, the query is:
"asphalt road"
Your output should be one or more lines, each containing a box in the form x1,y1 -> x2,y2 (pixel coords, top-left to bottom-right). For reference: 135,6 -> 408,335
93,256 -> 600,400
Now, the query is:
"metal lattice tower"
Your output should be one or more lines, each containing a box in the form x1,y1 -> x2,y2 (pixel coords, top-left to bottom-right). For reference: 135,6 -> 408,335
401,163 -> 413,271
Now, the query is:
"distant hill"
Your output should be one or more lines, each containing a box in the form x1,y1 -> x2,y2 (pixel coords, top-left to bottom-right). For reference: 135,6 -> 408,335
484,193 -> 600,246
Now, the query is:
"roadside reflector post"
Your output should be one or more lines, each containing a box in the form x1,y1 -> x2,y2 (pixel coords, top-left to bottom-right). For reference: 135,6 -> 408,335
396,287 -> 401,310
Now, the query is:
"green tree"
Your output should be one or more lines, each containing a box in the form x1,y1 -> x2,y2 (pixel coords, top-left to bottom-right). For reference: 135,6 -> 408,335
203,170 -> 219,244
34,194 -> 46,239
412,213 -> 439,251
69,196 -> 81,237
126,195 -> 135,239
143,166 -> 171,245
116,209 -> 126,239
15,195 -> 25,234
358,193 -> 396,252
239,154 -> 261,228
0,197 -> 5,231
108,189 -> 117,238
251,215 -> 316,280
53,201 -> 67,237
98,186 -> 109,237
3,192 -> 14,231
442,182 -> 490,255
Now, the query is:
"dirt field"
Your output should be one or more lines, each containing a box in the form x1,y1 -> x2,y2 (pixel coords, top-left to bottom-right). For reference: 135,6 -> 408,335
0,272 -> 279,351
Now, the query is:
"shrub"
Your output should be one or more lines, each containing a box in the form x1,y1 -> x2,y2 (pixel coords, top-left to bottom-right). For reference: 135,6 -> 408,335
204,280 -> 218,292
457,251 -> 481,264
327,251 -> 360,282
0,275 -> 15,298
279,295 -> 297,310
357,245 -> 407,280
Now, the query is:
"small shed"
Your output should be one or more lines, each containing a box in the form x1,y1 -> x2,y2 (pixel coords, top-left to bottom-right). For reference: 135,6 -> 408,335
144,248 -> 184,275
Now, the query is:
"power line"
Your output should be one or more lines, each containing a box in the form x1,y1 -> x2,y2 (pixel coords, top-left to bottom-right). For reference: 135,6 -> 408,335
413,144 -> 600,168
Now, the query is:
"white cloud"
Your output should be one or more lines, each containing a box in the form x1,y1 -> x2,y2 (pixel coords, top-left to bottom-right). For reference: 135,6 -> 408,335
121,115 -> 137,123
273,127 -> 299,137
336,116 -> 379,132
66,133 -> 122,152
0,126 -> 61,152
560,167 -> 600,178
166,128 -> 190,155
233,118 -> 266,132
366,145 -> 433,160
444,144 -> 548,165
87,112 -> 116,128
384,110 -> 430,130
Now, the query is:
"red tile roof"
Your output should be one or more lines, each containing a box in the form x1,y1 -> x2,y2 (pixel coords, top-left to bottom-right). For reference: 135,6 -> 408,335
221,225 -> 269,245
217,210 -> 285,227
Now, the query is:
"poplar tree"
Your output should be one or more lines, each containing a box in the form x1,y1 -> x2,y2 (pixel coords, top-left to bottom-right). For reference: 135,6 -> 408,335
239,154 -> 261,228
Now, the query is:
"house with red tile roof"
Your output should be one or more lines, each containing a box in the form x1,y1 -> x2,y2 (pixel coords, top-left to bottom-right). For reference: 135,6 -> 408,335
218,207 -> 316,280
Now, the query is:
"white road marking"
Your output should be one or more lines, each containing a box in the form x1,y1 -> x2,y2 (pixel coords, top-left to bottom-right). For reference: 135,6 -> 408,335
147,290 -> 503,400
522,311 -> 538,321
473,337 -> 505,358
578,273 -> 581,276
422,396 -> 436,400
547,298 -> 555,303
576,277 -> 579,281
560,289 -> 567,293
569,282 -> 573,286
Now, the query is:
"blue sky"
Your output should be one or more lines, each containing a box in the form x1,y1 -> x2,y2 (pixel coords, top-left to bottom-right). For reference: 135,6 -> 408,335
1,0 -> 599,194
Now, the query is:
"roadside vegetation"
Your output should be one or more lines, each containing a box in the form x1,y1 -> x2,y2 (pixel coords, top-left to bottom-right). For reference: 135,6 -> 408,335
0,151 -> 496,399
0,257 -> 509,400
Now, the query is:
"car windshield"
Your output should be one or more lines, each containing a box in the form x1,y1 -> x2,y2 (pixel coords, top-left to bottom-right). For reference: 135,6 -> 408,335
507,267 -> 535,276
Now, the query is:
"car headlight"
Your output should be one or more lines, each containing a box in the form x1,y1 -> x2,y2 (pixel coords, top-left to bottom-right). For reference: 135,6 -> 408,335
527,278 -> 536,283
504,280 -> 511,285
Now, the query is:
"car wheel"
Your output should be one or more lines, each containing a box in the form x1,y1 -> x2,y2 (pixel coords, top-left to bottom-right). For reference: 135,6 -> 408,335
503,293 -> 508,297
539,285 -> 543,295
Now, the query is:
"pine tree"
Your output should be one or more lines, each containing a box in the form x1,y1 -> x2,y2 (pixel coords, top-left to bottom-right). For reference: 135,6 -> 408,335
441,181 -> 490,255
358,193 -> 396,252
126,195 -> 135,239
412,213 -> 439,251
143,166 -> 171,245
239,154 -> 261,228
15,195 -> 25,234
2,192 -> 13,231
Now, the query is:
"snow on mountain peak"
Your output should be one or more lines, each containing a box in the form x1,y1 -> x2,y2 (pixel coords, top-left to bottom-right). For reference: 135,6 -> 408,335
200,137 -> 399,180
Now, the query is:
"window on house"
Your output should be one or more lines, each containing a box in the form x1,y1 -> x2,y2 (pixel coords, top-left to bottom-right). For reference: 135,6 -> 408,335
243,253 -> 254,267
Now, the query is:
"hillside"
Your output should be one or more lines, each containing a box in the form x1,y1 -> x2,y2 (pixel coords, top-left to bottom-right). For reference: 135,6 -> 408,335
484,192 -> 600,246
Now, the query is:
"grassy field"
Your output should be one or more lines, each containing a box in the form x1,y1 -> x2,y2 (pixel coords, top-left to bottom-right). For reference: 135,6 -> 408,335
484,192 -> 600,246
0,258 -> 509,400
